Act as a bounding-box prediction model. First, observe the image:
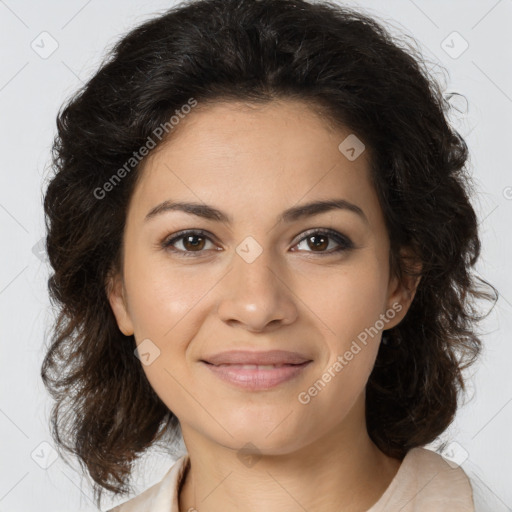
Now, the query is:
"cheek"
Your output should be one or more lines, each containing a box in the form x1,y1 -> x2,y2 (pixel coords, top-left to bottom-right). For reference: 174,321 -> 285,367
122,251 -> 220,401
297,259 -> 387,396
294,269 -> 385,423
297,258 -> 388,343
122,252 -> 208,416
123,250 -> 213,339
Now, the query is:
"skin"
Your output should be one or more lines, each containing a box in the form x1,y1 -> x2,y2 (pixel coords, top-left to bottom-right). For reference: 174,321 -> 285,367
107,99 -> 421,512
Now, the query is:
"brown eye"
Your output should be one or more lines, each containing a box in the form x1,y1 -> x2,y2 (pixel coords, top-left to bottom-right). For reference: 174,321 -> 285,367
181,234 -> 206,251
305,234 -> 329,251
162,230 -> 216,256
293,229 -> 353,254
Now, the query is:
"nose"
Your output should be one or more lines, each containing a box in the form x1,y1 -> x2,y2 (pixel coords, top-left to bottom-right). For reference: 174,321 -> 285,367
216,245 -> 298,332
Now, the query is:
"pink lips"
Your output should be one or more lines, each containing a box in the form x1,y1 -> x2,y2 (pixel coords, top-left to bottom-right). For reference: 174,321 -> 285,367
201,350 -> 312,390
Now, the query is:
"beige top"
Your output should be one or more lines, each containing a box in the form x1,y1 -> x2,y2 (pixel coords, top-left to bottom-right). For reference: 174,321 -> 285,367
108,447 -> 474,511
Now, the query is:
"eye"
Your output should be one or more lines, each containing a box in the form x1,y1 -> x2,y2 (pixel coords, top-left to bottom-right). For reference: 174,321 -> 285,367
161,230 -> 218,257
292,229 -> 354,255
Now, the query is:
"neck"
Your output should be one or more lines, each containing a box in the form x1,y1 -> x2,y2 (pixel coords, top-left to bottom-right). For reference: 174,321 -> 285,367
178,400 -> 401,512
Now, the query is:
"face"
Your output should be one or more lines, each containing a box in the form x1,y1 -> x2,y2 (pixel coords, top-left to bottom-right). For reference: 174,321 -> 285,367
108,99 -> 419,456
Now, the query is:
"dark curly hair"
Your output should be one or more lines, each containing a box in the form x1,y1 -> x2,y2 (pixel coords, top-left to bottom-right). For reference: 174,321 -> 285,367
41,0 -> 498,507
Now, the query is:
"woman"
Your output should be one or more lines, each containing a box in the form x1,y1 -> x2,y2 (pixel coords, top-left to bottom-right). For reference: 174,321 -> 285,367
41,0 -> 498,510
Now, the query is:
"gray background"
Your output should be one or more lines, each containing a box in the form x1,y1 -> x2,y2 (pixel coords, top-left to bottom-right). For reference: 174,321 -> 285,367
0,0 -> 511,510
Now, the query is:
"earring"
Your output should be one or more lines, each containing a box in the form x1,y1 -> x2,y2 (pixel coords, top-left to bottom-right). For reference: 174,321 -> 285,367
381,330 -> 395,346
381,330 -> 401,347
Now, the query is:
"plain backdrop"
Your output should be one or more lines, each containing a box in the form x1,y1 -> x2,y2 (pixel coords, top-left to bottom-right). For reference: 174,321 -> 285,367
0,0 -> 511,511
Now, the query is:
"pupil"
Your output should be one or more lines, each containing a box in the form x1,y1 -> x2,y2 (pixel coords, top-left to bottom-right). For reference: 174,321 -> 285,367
308,235 -> 328,251
184,235 -> 204,251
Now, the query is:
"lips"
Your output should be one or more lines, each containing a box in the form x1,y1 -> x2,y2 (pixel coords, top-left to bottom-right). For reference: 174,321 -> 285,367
200,350 -> 313,390
201,349 -> 312,366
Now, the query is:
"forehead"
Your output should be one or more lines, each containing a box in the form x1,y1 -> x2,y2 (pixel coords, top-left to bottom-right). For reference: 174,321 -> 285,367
128,99 -> 381,227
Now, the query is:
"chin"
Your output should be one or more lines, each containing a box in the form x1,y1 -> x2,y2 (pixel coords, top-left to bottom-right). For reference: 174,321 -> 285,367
215,417 -> 309,454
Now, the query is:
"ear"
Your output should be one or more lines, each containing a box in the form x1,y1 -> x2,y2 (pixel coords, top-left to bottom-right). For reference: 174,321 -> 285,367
384,245 -> 422,330
105,269 -> 134,336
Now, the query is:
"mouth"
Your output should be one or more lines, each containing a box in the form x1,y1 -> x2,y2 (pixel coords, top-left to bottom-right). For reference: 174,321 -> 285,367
200,360 -> 312,390
201,349 -> 312,366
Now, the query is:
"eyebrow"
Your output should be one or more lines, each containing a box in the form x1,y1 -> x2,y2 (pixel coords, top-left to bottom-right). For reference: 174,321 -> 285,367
144,198 -> 369,225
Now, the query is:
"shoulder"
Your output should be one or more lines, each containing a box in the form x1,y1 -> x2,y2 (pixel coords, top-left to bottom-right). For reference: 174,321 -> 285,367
107,454 -> 189,512
369,447 -> 475,511
402,447 -> 475,507
407,445 -> 472,476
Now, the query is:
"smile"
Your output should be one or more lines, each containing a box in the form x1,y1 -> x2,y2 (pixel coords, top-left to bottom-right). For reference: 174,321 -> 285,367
201,361 -> 312,390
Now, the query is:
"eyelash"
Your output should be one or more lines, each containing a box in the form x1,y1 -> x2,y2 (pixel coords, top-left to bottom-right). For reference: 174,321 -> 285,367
160,228 -> 354,258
